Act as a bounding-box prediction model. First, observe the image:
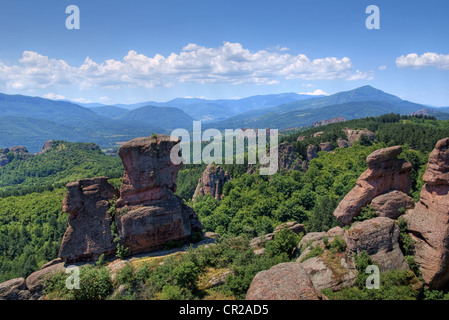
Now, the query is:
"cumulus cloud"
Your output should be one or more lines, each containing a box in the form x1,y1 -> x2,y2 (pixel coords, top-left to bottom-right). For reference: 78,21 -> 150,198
0,42 -> 372,91
299,89 -> 329,96
396,52 -> 449,70
43,92 -> 65,100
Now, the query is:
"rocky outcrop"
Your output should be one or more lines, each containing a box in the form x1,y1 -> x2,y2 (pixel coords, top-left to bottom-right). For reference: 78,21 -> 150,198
299,254 -> 357,292
0,278 -> 30,300
0,148 -> 9,167
117,195 -> 201,255
343,128 -> 375,146
344,217 -> 409,271
312,117 -> 346,128
193,164 -> 230,201
247,141 -> 304,174
277,142 -> 303,171
320,142 -> 332,152
246,263 -> 319,300
370,190 -> 414,219
333,146 -> 412,224
405,138 -> 449,289
116,135 -> 202,255
59,177 -> 119,263
250,221 -> 306,249
337,138 -> 349,149
306,144 -> 318,162
297,135 -> 306,142
312,131 -> 324,138
36,140 -> 56,155
117,136 -> 182,207
9,146 -> 29,156
297,227 -> 358,292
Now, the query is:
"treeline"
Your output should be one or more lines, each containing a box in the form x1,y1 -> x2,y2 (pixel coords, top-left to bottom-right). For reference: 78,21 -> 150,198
281,114 -> 449,159
0,141 -> 123,197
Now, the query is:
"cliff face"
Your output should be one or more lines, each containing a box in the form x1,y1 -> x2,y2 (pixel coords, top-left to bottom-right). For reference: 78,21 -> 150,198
333,146 -> 412,225
193,164 -> 230,201
405,138 -> 449,289
59,177 -> 119,263
58,135 -> 202,262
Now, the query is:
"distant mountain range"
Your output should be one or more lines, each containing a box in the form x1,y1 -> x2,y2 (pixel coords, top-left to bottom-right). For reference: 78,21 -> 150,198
1,86 -> 448,152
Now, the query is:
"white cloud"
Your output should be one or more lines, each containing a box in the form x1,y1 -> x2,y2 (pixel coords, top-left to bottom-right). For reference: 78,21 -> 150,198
0,42 -> 372,91
43,92 -> 65,100
378,65 -> 387,70
396,52 -> 449,70
99,96 -> 110,102
72,97 -> 92,103
299,89 -> 329,96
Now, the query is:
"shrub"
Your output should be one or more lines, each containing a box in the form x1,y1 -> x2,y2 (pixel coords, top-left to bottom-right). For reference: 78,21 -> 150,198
173,261 -> 200,290
329,235 -> 346,253
264,228 -> 301,259
73,266 -> 113,300
116,244 -> 130,259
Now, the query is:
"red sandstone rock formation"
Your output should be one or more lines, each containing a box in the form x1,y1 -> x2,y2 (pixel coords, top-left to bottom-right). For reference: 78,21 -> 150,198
370,190 -> 414,219
405,137 -> 449,289
246,263 -> 319,300
193,164 -> 230,201
344,217 -> 409,271
333,146 -> 412,224
117,135 -> 182,207
343,128 -> 375,147
59,177 -> 119,263
116,135 -> 202,255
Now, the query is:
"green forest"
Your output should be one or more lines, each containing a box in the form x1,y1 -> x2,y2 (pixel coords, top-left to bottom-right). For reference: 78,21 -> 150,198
1,114 -> 448,298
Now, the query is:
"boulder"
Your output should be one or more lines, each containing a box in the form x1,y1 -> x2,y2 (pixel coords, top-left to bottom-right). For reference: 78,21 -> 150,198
297,136 -> 306,142
59,177 -> 119,263
312,131 -> 324,138
344,217 -> 409,272
405,138 -> 449,289
370,190 -> 415,219
116,195 -> 200,255
343,128 -> 375,147
0,278 -> 30,300
246,263 -> 319,300
26,262 -> 65,294
299,254 -> 357,292
193,164 -> 230,201
333,146 -> 412,224
117,135 -> 182,207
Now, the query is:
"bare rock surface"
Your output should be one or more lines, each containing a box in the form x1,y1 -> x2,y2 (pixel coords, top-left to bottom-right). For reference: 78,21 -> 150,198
405,138 -> 449,289
193,164 -> 230,201
246,263 -> 319,300
117,135 -> 182,207
370,190 -> 415,219
59,177 -> 119,263
334,146 -> 412,224
343,128 -> 375,146
344,217 -> 409,272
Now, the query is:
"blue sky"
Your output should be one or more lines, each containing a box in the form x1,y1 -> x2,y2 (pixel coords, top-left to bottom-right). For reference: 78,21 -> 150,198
0,0 -> 448,106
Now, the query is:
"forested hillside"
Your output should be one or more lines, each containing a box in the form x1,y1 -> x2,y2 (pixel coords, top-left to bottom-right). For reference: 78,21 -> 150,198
0,113 -> 448,292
